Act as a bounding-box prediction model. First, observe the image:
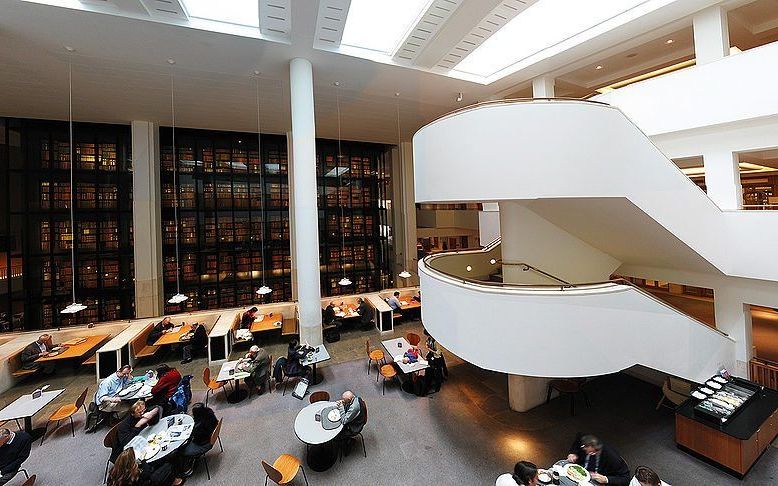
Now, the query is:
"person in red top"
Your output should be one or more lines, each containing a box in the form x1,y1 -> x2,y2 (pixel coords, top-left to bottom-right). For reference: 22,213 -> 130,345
150,364 -> 181,414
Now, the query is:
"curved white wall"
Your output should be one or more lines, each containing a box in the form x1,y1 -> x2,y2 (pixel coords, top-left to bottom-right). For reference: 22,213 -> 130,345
413,100 -> 778,282
420,260 -> 735,383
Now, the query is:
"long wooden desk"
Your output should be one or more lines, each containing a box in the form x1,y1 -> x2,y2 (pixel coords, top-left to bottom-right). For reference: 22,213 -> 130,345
250,313 -> 283,333
37,334 -> 110,363
153,325 -> 192,346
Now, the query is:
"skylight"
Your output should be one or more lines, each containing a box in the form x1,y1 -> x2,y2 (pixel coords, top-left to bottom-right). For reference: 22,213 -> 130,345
453,0 -> 650,79
341,0 -> 432,54
182,0 -> 259,27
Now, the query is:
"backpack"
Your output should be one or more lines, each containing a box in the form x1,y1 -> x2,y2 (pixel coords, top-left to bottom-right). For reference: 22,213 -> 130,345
169,374 -> 193,413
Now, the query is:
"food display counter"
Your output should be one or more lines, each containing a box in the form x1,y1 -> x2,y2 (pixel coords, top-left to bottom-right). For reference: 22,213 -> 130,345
675,377 -> 778,477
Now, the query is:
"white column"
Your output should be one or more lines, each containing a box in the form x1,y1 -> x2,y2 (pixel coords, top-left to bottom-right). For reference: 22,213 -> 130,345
532,77 -> 555,98
478,202 -> 500,247
392,141 -> 418,286
703,151 -> 742,209
289,58 -> 323,346
693,6 -> 730,65
131,121 -> 164,317
286,131 -> 298,301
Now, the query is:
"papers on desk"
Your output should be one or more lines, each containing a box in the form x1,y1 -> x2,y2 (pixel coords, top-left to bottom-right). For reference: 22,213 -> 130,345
400,301 -> 408,306
256,314 -> 266,321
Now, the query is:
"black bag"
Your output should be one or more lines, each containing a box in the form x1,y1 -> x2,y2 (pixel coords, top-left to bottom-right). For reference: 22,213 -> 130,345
324,327 -> 341,343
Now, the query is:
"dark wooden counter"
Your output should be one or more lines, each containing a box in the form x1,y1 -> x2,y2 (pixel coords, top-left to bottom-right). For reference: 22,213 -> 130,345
675,383 -> 778,476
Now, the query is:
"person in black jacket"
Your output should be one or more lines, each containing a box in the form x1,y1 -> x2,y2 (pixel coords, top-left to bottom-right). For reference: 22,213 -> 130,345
177,403 -> 218,477
147,317 -> 174,346
356,298 -> 374,330
0,429 -> 32,485
567,433 -> 630,485
181,321 -> 207,364
240,307 -> 258,329
283,339 -> 311,378
20,334 -> 56,372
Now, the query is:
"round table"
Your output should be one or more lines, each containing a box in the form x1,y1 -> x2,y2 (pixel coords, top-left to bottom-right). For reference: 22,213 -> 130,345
293,401 -> 343,472
126,413 -> 194,463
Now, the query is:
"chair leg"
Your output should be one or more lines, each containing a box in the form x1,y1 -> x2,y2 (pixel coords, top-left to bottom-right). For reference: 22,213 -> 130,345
265,475 -> 269,486
39,422 -> 48,446
218,436 -> 224,453
376,369 -> 380,383
19,469 -> 29,479
546,384 -> 553,404
205,390 -> 210,408
655,395 -> 665,411
14,419 -> 21,430
70,415 -> 75,437
204,456 -> 210,481
583,391 -> 591,408
382,377 -> 386,395
104,460 -> 110,484
301,465 -> 309,486
367,358 -> 371,375
282,378 -> 288,396
360,433 -> 366,458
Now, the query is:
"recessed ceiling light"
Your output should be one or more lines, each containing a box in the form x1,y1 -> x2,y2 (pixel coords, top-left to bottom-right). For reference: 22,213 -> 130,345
64,46 -> 75,52
333,81 -> 340,87
665,39 -> 674,44
253,70 -> 260,76
167,58 -> 176,65
595,65 -> 603,70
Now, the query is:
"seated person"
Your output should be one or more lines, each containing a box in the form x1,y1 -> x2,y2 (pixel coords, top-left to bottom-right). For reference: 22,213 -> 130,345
91,365 -> 134,425
20,333 -> 56,372
412,291 -> 421,303
424,329 -> 448,379
181,322 -> 207,364
567,434 -> 630,486
177,403 -> 219,477
356,297 -> 374,329
0,429 -> 32,486
117,400 -> 161,450
238,345 -> 271,395
496,461 -> 539,486
283,340 -> 311,378
630,466 -> 670,486
147,317 -> 174,346
108,448 -> 181,486
150,364 -> 181,411
387,291 -> 402,310
336,391 -> 365,438
240,307 -> 258,329
323,301 -> 342,328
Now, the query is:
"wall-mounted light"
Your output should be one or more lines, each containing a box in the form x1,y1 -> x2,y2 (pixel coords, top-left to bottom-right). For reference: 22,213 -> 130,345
466,265 -> 472,272
489,259 -> 496,265
456,92 -> 463,102
595,65 -> 603,70
665,39 -> 674,44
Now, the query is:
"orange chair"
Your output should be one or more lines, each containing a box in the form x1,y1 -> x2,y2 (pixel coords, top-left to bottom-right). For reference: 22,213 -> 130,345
40,387 -> 89,445
379,364 -> 397,395
262,454 -> 308,486
21,474 -> 36,486
365,340 -> 385,376
103,421 -> 121,483
203,367 -> 227,407
406,332 -> 421,347
309,391 -> 330,404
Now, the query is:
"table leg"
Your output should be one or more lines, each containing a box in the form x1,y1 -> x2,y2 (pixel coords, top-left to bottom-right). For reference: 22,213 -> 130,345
306,441 -> 338,472
310,363 -> 324,386
24,416 -> 47,441
226,379 -> 248,404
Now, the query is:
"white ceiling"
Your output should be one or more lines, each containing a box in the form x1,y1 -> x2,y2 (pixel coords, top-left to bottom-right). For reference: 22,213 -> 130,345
0,0 -> 767,143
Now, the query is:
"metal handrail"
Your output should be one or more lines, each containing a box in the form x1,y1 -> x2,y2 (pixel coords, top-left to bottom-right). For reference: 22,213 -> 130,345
499,260 -> 572,286
423,246 -> 729,338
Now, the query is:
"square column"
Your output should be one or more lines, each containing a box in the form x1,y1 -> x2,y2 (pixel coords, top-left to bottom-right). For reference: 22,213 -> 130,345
693,6 -> 730,65
703,151 -> 742,209
532,77 -> 555,98
131,121 -> 164,317
289,58 -> 323,346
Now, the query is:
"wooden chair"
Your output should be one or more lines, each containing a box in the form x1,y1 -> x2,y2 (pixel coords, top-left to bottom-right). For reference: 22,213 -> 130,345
21,474 -> 36,486
199,417 -> 224,480
0,419 -> 23,431
309,391 -> 330,404
546,378 -> 590,416
656,376 -> 692,410
406,332 -> 421,347
365,339 -> 385,376
203,367 -> 227,407
40,386 -> 89,445
262,454 -> 308,486
379,364 -> 397,395
103,422 -> 121,484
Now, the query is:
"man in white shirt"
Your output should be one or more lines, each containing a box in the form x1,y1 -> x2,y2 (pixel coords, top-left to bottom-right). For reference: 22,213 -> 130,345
387,291 -> 402,310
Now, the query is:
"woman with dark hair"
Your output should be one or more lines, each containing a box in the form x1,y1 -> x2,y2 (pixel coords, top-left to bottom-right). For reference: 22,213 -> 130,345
177,403 -> 219,477
496,461 -> 539,486
630,466 -> 670,486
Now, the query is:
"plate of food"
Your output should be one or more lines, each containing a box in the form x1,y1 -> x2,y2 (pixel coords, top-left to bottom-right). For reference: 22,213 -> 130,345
563,464 -> 590,483
537,470 -> 552,484
140,444 -> 160,461
327,409 -> 341,423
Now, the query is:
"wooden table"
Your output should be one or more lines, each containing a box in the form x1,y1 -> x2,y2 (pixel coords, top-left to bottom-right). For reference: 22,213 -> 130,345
400,300 -> 421,311
153,325 -> 192,346
250,314 -> 283,333
334,305 -> 360,319
36,334 -> 110,363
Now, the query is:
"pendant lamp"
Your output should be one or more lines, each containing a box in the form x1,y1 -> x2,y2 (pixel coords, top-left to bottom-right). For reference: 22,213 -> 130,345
167,64 -> 188,305
61,54 -> 87,315
335,82 -> 351,287
395,92 -> 412,282
254,71 -> 273,296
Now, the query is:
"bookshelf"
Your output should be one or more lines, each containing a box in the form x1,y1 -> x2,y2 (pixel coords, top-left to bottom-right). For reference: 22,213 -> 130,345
160,128 -> 293,314
0,118 -> 134,330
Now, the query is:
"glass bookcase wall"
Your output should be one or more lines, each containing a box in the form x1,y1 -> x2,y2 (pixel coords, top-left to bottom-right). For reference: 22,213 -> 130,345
0,118 -> 135,331
160,128 -> 292,314
316,138 -> 392,297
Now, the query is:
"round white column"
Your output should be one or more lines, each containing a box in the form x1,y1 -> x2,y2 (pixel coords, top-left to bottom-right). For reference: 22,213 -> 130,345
289,58 -> 323,346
